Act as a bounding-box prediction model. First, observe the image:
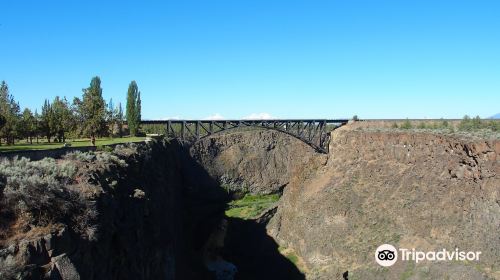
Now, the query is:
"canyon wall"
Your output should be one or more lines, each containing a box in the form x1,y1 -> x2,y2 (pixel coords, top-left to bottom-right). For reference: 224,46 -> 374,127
1,126 -> 499,280
0,141 -> 226,280
267,126 -> 500,279
189,126 -> 500,279
190,129 -> 325,194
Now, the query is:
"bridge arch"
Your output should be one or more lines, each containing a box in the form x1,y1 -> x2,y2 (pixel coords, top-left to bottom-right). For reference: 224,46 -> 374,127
140,119 -> 348,153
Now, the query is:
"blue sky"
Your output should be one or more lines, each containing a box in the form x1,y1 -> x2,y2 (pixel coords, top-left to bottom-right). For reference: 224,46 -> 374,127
1,0 -> 499,119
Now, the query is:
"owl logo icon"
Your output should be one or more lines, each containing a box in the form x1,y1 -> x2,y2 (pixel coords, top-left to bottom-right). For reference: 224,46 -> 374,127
375,244 -> 398,267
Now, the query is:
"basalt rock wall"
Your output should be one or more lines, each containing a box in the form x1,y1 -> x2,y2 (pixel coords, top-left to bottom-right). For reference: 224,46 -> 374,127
267,127 -> 500,279
0,140 -> 226,280
190,129 -> 325,194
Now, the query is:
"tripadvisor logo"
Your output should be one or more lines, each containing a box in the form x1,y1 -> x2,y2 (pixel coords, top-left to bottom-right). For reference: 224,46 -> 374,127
375,244 -> 481,267
375,244 -> 398,267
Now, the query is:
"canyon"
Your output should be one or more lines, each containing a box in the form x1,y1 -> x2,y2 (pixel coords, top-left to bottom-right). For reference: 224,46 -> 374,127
0,123 -> 499,279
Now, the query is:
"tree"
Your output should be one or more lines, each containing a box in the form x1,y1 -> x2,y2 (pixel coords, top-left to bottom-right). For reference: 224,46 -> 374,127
71,97 -> 84,137
33,110 -> 40,143
0,84 -> 7,138
0,114 -> 6,134
0,81 -> 21,145
20,108 -> 36,144
0,81 -> 10,143
52,96 -> 73,142
458,115 -> 472,131
136,91 -> 141,126
441,119 -> 449,128
472,115 -> 482,129
116,102 -> 124,137
81,77 -> 107,140
107,98 -> 117,137
126,81 -> 141,136
40,99 -> 54,142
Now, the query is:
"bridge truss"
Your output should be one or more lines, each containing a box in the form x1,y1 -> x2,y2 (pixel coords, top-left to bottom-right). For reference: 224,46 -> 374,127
140,119 -> 349,153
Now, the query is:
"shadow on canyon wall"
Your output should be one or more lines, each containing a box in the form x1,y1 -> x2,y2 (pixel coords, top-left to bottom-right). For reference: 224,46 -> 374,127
223,217 -> 305,280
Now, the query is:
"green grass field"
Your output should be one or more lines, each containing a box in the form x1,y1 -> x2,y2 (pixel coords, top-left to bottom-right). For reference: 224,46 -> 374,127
0,137 -> 146,152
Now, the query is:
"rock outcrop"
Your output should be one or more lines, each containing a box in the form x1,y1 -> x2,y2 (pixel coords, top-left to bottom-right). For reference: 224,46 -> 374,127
268,127 -> 500,279
190,129 -> 325,194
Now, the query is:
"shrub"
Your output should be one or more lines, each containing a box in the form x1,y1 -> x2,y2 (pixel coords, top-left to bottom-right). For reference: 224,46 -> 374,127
400,119 -> 412,129
458,115 -> 473,130
97,145 -> 114,153
486,120 -> 500,131
95,152 -> 127,168
64,150 -> 126,168
0,156 -> 97,239
64,151 -> 96,162
472,115 -> 482,128
458,115 -> 492,131
113,143 -> 139,158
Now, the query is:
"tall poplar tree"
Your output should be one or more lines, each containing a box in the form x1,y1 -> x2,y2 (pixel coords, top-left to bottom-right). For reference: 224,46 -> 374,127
116,102 -> 124,138
126,81 -> 141,136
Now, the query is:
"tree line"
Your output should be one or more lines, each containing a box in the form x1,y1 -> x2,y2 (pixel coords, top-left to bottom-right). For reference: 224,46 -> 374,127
0,76 -> 142,145
392,115 -> 500,131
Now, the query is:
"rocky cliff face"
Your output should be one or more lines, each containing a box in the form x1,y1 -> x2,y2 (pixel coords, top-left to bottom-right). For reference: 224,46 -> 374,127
0,141 -> 226,280
2,127 -> 499,280
267,127 -> 500,279
190,129 -> 325,194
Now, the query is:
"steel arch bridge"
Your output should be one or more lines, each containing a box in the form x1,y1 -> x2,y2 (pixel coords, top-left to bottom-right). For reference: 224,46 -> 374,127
140,119 -> 349,153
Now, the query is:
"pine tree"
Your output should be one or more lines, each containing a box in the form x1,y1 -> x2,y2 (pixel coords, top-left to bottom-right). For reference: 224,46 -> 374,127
20,108 -> 36,144
0,81 -> 21,145
40,99 -> 53,142
0,81 -> 9,145
71,97 -> 84,137
33,109 -> 40,143
126,81 -> 141,136
81,76 -> 107,140
52,96 -> 73,142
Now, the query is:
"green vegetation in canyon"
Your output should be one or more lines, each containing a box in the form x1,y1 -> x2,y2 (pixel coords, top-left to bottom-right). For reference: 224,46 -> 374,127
225,193 -> 279,219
